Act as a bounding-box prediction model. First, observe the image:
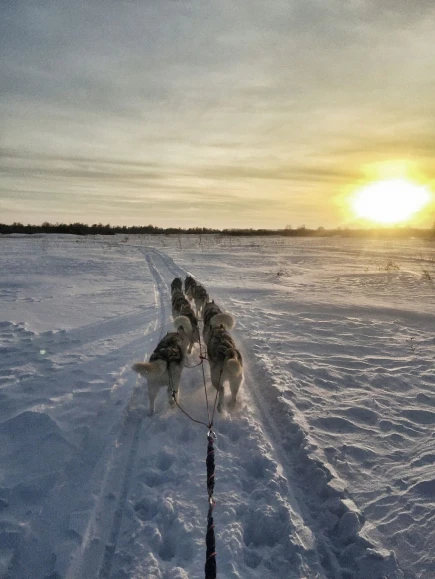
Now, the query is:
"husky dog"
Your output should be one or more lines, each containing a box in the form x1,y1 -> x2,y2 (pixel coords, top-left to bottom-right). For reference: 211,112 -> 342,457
202,300 -> 235,346
193,284 -> 209,317
172,288 -> 189,317
171,289 -> 199,352
132,316 -> 193,415
206,321 -> 243,412
170,277 -> 183,295
202,301 -> 241,411
177,303 -> 200,352
184,275 -> 197,300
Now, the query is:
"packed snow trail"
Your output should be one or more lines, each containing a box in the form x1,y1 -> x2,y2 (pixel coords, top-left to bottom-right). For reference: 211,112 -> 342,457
103,246 -> 326,578
133,246 -> 404,579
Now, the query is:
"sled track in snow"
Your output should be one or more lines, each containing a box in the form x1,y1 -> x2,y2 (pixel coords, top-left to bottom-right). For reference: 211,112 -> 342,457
146,249 -> 346,575
141,248 -> 404,579
97,251 -> 173,578
64,248 -> 171,579
67,245 -> 403,579
96,250 -> 174,579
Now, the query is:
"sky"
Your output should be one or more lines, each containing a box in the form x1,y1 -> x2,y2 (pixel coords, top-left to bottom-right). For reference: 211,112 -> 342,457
1,0 -> 435,229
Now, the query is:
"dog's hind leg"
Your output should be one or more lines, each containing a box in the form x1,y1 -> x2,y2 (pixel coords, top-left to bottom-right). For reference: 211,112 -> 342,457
148,381 -> 159,416
228,373 -> 243,408
210,366 -> 225,412
187,338 -> 193,354
167,364 -> 182,407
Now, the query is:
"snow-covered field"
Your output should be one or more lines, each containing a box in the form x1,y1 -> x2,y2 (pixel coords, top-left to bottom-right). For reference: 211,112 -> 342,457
0,233 -> 434,579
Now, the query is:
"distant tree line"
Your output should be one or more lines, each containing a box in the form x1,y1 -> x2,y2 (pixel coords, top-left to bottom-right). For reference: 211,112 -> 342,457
0,222 -> 219,236
1,221 -> 434,239
223,225 -> 435,239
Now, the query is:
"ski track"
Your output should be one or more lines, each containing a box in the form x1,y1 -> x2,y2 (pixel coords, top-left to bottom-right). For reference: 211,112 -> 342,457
64,249 -> 168,579
0,242 -> 160,579
94,250 -> 172,579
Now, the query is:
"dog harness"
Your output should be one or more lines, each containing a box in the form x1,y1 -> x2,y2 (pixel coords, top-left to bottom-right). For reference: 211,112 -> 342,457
149,332 -> 184,365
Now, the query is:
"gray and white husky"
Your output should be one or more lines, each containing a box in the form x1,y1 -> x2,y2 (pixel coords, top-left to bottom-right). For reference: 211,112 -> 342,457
202,300 -> 234,345
172,288 -> 189,318
193,283 -> 209,317
202,301 -> 243,412
177,304 -> 199,353
132,316 -> 192,415
184,275 -> 197,300
172,288 -> 199,352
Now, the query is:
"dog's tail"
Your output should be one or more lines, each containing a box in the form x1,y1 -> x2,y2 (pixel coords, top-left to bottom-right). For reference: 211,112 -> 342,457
226,350 -> 243,376
132,360 -> 166,376
174,315 -> 193,336
210,312 -> 235,331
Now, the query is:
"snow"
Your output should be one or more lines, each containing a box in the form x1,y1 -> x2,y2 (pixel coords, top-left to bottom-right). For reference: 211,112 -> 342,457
0,233 -> 434,579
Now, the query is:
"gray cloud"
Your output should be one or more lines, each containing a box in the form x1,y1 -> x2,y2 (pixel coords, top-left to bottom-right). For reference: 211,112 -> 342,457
1,0 -> 435,227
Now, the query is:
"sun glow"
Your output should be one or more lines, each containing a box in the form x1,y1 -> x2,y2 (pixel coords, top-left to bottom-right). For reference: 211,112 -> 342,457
351,179 -> 431,224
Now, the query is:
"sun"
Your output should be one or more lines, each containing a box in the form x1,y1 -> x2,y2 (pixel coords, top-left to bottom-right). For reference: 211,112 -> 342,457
351,179 -> 431,224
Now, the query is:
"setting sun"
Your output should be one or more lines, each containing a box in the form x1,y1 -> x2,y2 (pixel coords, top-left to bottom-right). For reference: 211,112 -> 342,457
351,179 -> 431,224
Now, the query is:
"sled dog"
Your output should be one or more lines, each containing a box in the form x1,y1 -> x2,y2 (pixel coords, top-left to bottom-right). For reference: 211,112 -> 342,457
132,316 -> 192,415
202,301 -> 242,412
171,289 -> 199,352
177,302 -> 200,353
206,322 -> 243,412
172,288 -> 189,317
193,283 -> 209,317
184,275 -> 197,300
202,300 -> 235,346
170,277 -> 183,295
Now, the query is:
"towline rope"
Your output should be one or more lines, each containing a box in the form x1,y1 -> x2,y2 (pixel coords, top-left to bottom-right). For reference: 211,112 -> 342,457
205,430 -> 217,579
167,344 -> 223,579
167,354 -> 222,431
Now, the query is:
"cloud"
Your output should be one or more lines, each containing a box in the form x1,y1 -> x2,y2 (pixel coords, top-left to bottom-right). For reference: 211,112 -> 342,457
1,0 -> 435,227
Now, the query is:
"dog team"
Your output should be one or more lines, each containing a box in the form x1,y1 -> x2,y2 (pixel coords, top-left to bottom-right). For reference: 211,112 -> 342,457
132,275 -> 244,416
